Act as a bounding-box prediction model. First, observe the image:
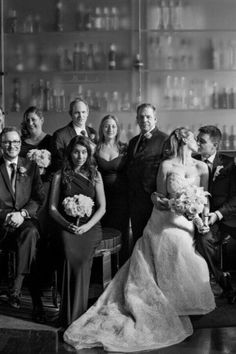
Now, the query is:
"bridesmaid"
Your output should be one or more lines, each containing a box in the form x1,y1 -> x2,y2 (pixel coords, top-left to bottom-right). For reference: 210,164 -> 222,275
20,106 -> 52,180
49,135 -> 106,327
95,115 -> 130,265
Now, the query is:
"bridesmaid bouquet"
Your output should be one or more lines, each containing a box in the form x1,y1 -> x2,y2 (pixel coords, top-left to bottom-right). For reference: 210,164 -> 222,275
169,185 -> 209,228
62,194 -> 94,226
27,149 -> 51,175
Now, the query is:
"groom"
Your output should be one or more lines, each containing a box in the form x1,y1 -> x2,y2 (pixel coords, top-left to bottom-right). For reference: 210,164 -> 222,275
195,125 -> 236,303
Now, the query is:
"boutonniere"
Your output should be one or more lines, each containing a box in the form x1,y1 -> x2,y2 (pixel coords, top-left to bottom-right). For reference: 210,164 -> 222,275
89,134 -> 96,142
144,131 -> 152,139
17,166 -> 27,176
213,165 -> 224,181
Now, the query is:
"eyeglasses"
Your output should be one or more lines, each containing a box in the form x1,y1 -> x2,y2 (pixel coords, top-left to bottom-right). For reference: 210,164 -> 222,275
1,140 -> 21,146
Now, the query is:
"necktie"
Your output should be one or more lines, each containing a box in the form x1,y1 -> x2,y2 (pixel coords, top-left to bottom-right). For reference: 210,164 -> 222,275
9,163 -> 17,193
204,159 -> 213,181
80,130 -> 86,136
136,135 -> 146,154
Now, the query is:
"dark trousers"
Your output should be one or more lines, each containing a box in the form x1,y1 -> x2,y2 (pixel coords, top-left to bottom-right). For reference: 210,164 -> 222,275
0,219 -> 41,305
129,191 -> 153,249
195,222 -> 235,289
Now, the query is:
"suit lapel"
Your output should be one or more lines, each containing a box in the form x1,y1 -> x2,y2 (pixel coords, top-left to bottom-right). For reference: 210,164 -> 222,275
0,158 -> 15,199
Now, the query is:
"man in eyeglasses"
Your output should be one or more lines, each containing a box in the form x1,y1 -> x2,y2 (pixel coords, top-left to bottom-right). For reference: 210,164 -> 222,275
0,126 -> 45,320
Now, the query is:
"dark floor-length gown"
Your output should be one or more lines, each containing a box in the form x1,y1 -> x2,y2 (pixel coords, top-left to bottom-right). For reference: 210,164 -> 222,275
95,148 -> 130,264
50,172 -> 102,327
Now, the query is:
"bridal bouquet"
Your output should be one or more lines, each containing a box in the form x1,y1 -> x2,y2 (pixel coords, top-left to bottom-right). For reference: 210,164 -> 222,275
27,149 -> 51,175
62,194 -> 94,226
169,185 -> 209,228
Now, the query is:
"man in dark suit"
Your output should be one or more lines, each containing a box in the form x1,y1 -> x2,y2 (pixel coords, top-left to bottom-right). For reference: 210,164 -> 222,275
127,103 -> 167,247
0,127 -> 45,313
195,125 -> 236,303
51,97 -> 97,171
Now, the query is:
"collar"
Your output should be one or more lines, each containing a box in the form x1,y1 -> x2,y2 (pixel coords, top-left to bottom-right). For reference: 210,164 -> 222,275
142,127 -> 156,139
4,157 -> 18,167
201,151 -> 216,164
73,124 -> 87,136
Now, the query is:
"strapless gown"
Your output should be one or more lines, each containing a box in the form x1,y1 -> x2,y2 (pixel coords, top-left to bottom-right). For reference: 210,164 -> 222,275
64,173 -> 215,352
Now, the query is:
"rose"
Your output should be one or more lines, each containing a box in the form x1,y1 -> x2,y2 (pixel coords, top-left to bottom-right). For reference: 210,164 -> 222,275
17,166 -> 27,176
213,165 -> 224,182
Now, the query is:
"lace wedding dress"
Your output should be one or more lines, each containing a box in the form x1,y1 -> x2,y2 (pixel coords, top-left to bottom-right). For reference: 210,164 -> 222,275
64,173 -> 215,352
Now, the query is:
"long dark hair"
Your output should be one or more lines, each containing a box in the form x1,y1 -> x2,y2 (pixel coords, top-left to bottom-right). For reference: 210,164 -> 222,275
21,106 -> 44,139
62,135 -> 97,188
163,127 -> 191,159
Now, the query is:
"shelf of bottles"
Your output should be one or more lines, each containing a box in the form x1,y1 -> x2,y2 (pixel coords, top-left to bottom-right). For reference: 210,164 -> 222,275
3,0 -> 139,114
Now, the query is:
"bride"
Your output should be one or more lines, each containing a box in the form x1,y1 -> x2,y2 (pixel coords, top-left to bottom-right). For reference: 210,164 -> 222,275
64,127 -> 215,352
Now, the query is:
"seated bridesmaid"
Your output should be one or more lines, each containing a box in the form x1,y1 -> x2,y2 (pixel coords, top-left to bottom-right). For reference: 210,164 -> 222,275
49,135 -> 106,327
95,115 -> 130,265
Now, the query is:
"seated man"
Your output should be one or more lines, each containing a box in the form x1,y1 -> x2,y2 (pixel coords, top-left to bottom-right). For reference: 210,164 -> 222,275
0,127 -> 45,314
195,125 -> 236,303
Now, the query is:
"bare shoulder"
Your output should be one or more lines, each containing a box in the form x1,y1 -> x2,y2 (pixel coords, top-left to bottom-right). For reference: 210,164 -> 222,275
159,159 -> 173,173
194,159 -> 208,173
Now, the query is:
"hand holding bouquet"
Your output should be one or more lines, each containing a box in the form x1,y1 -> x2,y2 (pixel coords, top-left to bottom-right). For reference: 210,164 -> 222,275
62,194 -> 94,227
168,185 -> 210,232
27,149 -> 51,175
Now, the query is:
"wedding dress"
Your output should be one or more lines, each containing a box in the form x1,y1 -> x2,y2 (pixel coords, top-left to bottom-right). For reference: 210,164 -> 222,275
64,173 -> 215,352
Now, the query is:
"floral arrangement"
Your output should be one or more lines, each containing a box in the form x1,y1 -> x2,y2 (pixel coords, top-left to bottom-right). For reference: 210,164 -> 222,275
213,165 -> 224,181
169,185 -> 210,228
18,166 -> 27,176
62,194 -> 94,226
27,149 -> 51,174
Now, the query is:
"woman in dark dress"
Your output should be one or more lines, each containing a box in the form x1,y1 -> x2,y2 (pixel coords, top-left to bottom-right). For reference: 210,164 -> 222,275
49,135 -> 106,327
95,115 -> 130,265
20,106 -> 52,179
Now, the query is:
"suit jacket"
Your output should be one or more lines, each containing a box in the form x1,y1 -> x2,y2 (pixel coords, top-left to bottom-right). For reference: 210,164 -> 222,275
195,153 -> 236,228
0,156 -> 45,224
127,127 -> 168,198
51,122 -> 97,171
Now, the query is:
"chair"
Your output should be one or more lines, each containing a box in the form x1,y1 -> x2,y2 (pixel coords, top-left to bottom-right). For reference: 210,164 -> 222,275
93,227 -> 122,289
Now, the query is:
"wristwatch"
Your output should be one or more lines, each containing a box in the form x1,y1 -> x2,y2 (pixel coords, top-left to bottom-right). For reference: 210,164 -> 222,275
20,209 -> 28,218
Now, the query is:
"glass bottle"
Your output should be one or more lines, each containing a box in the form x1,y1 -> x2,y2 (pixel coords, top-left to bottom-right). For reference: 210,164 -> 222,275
108,44 -> 117,70
73,43 -> 80,71
103,7 -> 110,31
34,14 -> 41,33
44,81 -> 52,111
12,78 -> 21,112
94,7 -> 102,30
55,0 -> 63,32
76,3 -> 85,31
110,7 -> 119,30
64,49 -> 73,71
23,14 -> 34,33
6,9 -> 18,33
87,43 -> 95,70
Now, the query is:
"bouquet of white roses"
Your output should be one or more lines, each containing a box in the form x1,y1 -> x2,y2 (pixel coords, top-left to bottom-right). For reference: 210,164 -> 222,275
62,194 -> 94,226
27,149 -> 51,174
169,185 -> 210,229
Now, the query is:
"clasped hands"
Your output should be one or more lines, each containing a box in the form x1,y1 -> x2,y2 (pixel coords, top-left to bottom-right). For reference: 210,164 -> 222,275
4,212 -> 24,229
67,223 -> 90,235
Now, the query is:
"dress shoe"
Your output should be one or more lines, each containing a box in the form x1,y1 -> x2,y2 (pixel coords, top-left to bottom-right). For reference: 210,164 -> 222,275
8,291 -> 21,309
219,272 -> 236,304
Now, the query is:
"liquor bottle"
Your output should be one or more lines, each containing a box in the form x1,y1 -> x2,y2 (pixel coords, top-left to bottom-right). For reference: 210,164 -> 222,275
15,45 -> 24,71
221,125 -> 230,150
86,43 -> 95,70
156,0 -> 162,30
100,91 -> 109,111
103,7 -> 110,31
73,43 -> 80,71
37,79 -> 45,110
110,7 -> 119,30
108,44 -> 117,70
121,92 -> 131,111
161,0 -> 170,30
55,0 -> 63,32
44,81 -> 52,111
84,7 -> 93,30
228,87 -> 235,109
79,42 -> 87,70
133,54 -> 144,70
211,82 -> 219,109
34,14 -> 41,33
110,91 -> 121,112
23,14 -> 34,33
76,3 -> 85,31
94,7 -> 102,30
56,46 -> 64,71
63,49 -> 73,71
93,91 -> 101,111
229,125 -> 236,150
94,43 -> 106,70
30,84 -> 38,106
11,78 -> 21,112
6,9 -> 18,33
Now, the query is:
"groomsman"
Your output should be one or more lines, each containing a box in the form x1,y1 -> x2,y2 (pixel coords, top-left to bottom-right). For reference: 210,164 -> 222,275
51,97 -> 97,171
126,103 -> 167,247
195,125 -> 236,303
0,127 -> 45,315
